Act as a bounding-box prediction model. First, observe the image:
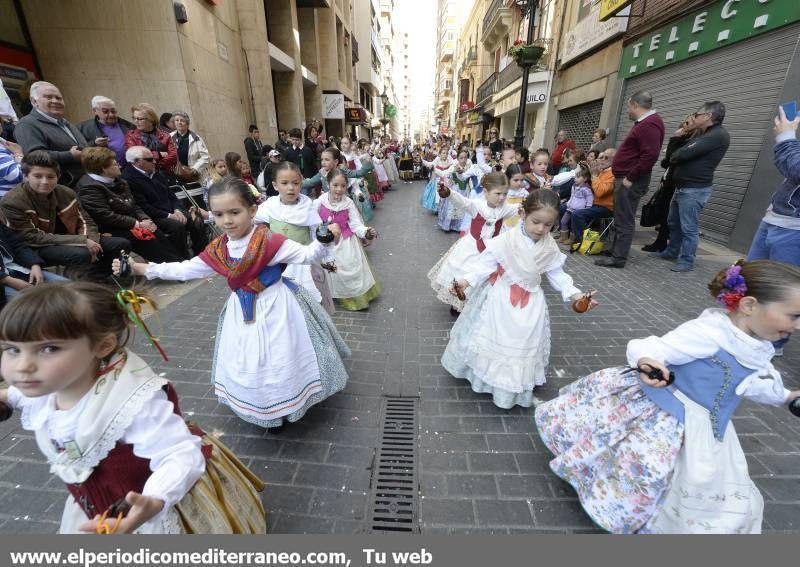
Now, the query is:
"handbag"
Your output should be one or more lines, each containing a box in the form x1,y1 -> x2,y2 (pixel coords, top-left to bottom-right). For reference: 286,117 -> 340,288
129,226 -> 156,241
640,170 -> 672,227
175,164 -> 200,183
574,228 -> 605,255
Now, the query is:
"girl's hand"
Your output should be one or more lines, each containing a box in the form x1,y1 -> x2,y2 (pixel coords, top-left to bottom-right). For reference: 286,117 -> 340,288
112,258 -> 147,277
29,265 -> 45,285
570,290 -> 599,313
786,390 -> 800,403
636,357 -> 671,388
365,227 -> 378,240
328,223 -> 342,242
78,491 -> 164,534
450,279 -> 469,300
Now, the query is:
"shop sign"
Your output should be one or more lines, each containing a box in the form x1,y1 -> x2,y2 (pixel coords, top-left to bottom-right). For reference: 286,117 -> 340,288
322,94 -> 344,119
345,107 -> 366,123
619,0 -> 800,79
561,4 -> 629,65
459,101 -> 476,113
525,83 -> 547,104
467,111 -> 481,122
599,0 -> 634,22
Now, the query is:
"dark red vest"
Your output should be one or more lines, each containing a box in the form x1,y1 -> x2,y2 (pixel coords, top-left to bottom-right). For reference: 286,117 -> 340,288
469,214 -> 503,252
64,383 -> 211,519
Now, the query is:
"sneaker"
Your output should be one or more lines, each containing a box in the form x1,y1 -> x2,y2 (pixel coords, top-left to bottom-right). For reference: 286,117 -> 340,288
658,251 -> 678,261
670,262 -> 694,272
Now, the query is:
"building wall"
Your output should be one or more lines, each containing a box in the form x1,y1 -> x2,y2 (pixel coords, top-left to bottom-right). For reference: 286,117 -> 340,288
624,0 -> 714,40
19,0 -> 269,159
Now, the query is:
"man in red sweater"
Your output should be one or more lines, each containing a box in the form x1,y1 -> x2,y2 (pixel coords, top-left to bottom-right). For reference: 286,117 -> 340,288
595,91 -> 665,268
551,129 -> 576,174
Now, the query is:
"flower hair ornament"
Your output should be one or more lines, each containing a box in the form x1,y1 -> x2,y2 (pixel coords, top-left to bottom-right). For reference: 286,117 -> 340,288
716,262 -> 748,311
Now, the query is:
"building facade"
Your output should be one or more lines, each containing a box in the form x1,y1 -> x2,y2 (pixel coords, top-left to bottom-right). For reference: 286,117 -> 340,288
1,0 -> 368,157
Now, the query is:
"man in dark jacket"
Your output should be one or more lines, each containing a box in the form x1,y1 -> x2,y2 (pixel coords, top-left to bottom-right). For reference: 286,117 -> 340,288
596,90 -> 665,269
122,145 -> 207,257
659,101 -> 730,272
285,127 -> 318,179
78,96 -> 134,166
13,81 -> 88,187
244,124 -> 266,174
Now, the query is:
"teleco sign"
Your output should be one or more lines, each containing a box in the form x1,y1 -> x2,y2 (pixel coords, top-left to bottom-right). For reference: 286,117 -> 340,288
619,0 -> 800,79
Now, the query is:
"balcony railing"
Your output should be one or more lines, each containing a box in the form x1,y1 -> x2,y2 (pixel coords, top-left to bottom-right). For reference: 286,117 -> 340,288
475,72 -> 497,105
467,45 -> 477,63
482,0 -> 504,39
497,61 -> 522,91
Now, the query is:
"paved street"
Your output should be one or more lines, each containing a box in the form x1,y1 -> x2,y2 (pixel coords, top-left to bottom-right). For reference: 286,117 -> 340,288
0,180 -> 798,534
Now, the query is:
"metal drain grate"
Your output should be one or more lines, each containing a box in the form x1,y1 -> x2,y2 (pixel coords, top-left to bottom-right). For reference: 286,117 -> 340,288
368,396 -> 420,533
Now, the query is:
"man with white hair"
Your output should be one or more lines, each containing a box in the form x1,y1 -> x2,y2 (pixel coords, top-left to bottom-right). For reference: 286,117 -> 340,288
13,81 -> 88,187
78,95 -> 134,166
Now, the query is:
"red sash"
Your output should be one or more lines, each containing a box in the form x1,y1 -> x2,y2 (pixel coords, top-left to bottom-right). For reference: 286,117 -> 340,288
198,225 -> 286,293
469,214 -> 503,252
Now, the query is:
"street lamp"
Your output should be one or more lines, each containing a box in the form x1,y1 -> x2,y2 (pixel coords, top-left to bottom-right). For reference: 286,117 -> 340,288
513,0 -> 538,151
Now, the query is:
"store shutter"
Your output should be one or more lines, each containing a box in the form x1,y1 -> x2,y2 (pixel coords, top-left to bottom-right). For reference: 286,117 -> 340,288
558,99 -> 603,152
614,23 -> 800,245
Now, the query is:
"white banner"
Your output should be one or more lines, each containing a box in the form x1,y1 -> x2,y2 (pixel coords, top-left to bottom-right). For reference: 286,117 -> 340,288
322,94 -> 345,119
560,5 -> 629,65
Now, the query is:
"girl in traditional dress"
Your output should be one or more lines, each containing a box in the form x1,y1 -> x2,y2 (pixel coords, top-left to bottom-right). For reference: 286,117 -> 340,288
535,260 -> 800,534
303,148 -> 374,224
437,150 -> 472,232
338,138 -> 374,223
420,148 -> 454,213
443,190 -> 598,408
383,142 -> 400,185
398,142 -> 414,183
427,172 -> 519,314
501,164 -> 529,231
371,149 -> 390,200
256,162 -> 334,313
121,178 -> 350,430
524,150 -> 551,190
0,281 -> 266,534
313,169 -> 380,311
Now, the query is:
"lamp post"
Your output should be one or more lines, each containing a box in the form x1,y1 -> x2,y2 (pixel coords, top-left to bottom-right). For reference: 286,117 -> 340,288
513,0 -> 538,151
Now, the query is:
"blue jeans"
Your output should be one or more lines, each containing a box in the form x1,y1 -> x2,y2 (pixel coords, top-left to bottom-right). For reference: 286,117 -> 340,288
571,205 -> 613,241
663,186 -> 713,265
5,269 -> 68,300
747,221 -> 800,349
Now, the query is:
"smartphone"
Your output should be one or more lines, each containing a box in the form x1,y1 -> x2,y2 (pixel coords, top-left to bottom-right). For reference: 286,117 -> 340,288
781,101 -> 798,121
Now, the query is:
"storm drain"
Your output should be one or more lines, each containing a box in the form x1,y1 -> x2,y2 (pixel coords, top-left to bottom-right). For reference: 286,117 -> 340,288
367,396 -> 420,533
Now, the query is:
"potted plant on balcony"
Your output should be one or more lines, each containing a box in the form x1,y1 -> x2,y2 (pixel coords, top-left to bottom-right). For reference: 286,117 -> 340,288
508,38 -> 544,68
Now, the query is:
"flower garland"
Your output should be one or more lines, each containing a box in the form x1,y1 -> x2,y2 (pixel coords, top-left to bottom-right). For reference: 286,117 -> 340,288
716,263 -> 748,311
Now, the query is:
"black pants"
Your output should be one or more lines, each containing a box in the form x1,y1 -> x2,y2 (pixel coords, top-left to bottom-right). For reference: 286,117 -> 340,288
611,176 -> 651,261
155,216 -> 208,258
108,229 -> 184,263
36,236 -> 130,281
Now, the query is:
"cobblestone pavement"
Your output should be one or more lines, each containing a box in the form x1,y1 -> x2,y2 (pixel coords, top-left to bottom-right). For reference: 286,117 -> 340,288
0,180 -> 798,534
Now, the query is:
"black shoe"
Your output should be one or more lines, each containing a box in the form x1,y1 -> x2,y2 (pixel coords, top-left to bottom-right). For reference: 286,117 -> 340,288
596,250 -> 613,257
594,257 -> 626,268
266,423 -> 285,434
449,306 -> 460,317
642,243 -> 666,252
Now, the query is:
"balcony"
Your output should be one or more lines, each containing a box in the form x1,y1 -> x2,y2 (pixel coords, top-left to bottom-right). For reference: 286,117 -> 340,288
497,61 -> 522,91
482,0 -> 513,50
440,79 -> 453,94
466,45 -> 478,63
352,36 -> 359,64
475,72 -> 497,105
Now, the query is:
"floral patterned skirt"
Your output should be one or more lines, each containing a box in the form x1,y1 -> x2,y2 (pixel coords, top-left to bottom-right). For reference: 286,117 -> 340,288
534,367 -> 684,533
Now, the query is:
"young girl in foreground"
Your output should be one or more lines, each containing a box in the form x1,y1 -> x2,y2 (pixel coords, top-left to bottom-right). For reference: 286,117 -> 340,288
118,177 -> 350,430
442,190 -> 598,408
535,260 -> 800,534
313,169 -> 380,310
0,282 -> 266,533
427,172 -> 520,313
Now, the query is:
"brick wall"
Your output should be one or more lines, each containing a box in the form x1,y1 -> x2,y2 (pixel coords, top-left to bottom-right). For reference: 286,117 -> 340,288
624,0 -> 716,42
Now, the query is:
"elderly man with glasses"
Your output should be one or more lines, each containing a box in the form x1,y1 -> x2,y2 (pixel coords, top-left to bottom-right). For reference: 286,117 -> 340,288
78,96 -> 134,166
657,101 -> 730,272
570,149 -> 617,248
13,81 -> 89,187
